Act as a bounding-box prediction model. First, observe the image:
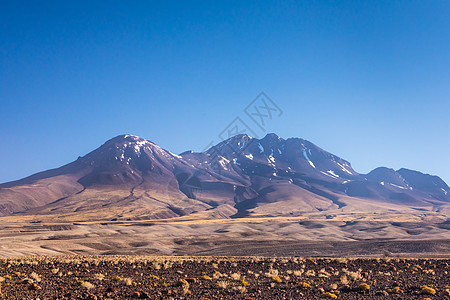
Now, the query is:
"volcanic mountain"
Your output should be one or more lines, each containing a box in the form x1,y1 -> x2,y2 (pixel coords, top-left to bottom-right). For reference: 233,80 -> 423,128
0,133 -> 449,222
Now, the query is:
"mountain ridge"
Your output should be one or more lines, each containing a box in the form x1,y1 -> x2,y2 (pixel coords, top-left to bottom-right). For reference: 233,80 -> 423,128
0,133 -> 448,220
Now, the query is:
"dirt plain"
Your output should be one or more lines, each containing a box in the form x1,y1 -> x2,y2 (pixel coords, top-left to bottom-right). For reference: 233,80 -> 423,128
1,211 -> 450,257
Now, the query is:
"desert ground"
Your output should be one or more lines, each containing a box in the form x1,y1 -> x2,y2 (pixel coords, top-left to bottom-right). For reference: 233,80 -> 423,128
1,208 -> 450,258
0,255 -> 449,299
1,199 -> 450,299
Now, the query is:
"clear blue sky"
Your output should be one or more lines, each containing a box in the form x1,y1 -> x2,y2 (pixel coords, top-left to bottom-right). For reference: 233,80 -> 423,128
1,1 -> 450,183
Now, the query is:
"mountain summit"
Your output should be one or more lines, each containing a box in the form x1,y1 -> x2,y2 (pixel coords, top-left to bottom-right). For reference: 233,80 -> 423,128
0,133 -> 448,221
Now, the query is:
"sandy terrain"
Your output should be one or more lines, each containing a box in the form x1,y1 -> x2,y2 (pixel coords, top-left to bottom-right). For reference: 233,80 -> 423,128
1,210 -> 449,257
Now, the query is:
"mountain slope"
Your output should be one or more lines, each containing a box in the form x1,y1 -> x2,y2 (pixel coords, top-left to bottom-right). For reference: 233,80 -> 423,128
0,133 -> 449,221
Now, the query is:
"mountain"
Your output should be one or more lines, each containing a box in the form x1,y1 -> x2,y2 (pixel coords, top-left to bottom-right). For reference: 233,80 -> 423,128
0,133 -> 449,222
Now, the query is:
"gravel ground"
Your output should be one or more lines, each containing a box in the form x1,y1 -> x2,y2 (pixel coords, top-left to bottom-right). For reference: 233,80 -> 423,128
0,255 -> 449,299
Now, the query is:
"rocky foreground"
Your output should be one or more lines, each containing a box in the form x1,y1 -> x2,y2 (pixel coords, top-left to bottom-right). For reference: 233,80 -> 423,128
0,255 -> 449,299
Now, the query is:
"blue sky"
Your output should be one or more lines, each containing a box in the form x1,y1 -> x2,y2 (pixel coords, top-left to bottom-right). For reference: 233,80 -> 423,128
1,1 -> 450,183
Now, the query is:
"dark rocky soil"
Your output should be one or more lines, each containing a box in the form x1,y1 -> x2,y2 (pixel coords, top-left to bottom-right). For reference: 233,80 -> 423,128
0,255 -> 449,299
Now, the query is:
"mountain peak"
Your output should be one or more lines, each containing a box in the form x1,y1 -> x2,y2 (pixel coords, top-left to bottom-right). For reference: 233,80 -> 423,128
106,134 -> 147,143
366,167 -> 409,188
262,133 -> 283,141
397,168 -> 449,193
224,133 -> 253,143
98,134 -> 165,152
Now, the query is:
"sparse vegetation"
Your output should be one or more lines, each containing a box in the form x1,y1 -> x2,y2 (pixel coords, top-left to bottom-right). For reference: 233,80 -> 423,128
122,277 -> 133,286
113,275 -> 121,281
81,281 -> 95,289
217,280 -> 228,289
29,272 -> 41,282
93,273 -> 105,281
359,283 -> 370,292
421,285 -> 436,295
0,255 -> 448,299
299,281 -> 311,288
323,291 -> 338,299
272,275 -> 282,283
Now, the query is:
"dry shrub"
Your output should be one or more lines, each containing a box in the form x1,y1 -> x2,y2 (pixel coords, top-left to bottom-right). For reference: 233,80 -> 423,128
30,272 -> 41,282
94,273 -> 105,281
81,281 -> 95,289
421,286 -> 436,295
272,275 -> 282,283
264,268 -> 279,278
122,278 -> 133,286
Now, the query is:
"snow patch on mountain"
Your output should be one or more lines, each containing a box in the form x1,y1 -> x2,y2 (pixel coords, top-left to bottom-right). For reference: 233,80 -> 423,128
337,162 -> 353,175
302,149 -> 316,168
390,183 -> 407,190
257,143 -> 264,153
320,170 -> 339,178
321,171 -> 338,179
169,151 -> 183,159
218,156 -> 230,170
